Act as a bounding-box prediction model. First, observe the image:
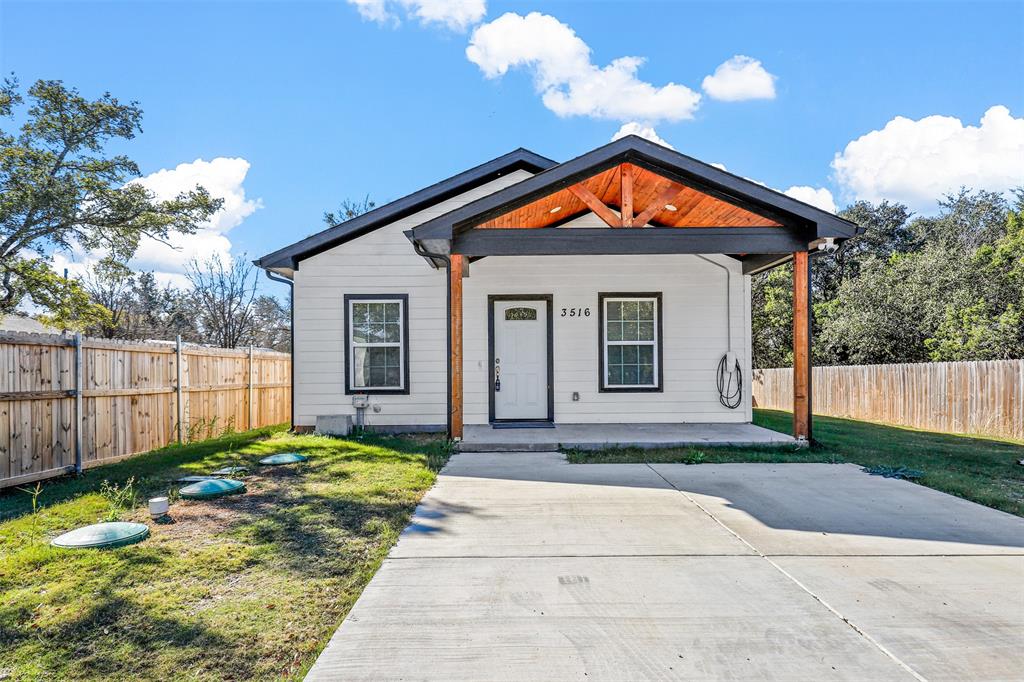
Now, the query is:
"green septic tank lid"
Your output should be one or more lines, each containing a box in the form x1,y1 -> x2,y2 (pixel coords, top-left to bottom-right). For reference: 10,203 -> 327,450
211,466 -> 247,476
259,453 -> 307,465
52,521 -> 149,549
179,478 -> 246,499
177,475 -> 217,483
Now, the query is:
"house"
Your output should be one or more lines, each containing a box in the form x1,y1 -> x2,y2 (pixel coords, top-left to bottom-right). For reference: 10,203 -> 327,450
0,315 -> 62,335
256,136 -> 859,448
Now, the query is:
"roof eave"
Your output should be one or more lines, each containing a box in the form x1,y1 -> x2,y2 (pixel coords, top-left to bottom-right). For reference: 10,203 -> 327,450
254,147 -> 557,271
411,135 -> 861,243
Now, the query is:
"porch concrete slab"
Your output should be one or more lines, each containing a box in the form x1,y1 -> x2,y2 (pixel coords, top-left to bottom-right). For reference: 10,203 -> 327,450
460,422 -> 794,452
771,555 -> 1024,682
306,556 -> 909,682
391,452 -> 752,558
650,462 -> 1024,555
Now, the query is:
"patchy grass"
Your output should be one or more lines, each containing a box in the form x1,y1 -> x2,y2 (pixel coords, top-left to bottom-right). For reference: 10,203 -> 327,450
566,409 -> 1024,517
0,425 -> 451,681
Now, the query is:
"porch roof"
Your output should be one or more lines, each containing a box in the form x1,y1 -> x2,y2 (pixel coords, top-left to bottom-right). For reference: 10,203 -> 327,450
408,135 -> 861,275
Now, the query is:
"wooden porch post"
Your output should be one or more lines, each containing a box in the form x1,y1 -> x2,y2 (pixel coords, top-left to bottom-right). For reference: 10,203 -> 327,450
792,250 -> 812,442
449,255 -> 465,440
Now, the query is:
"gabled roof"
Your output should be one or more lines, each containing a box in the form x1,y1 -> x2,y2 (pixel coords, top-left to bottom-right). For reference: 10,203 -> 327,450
410,135 -> 859,248
255,148 -> 556,273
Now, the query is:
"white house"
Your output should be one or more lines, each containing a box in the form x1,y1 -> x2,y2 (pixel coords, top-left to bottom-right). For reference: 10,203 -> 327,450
256,136 -> 859,448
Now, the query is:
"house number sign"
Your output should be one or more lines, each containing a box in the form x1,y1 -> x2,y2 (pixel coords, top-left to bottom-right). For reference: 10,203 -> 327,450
560,307 -> 591,318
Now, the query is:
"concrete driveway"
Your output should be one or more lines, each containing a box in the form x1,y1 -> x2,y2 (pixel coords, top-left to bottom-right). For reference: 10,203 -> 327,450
306,453 -> 1024,681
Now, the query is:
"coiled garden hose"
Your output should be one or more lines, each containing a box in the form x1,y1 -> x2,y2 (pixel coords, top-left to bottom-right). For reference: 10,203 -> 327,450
717,353 -> 742,409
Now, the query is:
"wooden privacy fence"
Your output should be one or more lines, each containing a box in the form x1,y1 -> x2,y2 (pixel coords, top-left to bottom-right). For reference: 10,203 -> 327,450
752,360 -> 1024,441
0,331 -> 291,489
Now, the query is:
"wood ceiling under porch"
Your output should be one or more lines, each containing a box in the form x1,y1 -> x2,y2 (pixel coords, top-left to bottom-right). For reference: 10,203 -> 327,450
476,162 -> 784,230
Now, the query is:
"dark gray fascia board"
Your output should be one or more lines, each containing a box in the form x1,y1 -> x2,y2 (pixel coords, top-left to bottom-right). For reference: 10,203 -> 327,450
411,135 -> 860,243
256,148 -> 557,270
453,228 -> 808,257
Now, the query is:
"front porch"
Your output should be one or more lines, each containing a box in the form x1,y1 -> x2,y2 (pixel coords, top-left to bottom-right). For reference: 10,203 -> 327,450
407,137 -> 861,444
461,422 -> 794,452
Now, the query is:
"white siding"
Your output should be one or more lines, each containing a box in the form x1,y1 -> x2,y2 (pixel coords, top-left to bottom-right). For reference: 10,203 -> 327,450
293,184 -> 754,429
462,253 -> 753,424
291,170 -> 534,429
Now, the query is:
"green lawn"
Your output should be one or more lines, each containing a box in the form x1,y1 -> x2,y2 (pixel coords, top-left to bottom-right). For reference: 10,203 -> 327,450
568,409 -> 1024,517
0,426 -> 450,681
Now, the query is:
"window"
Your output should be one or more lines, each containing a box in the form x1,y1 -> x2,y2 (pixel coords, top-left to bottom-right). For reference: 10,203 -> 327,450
344,294 -> 409,394
599,293 -> 662,392
505,307 -> 538,321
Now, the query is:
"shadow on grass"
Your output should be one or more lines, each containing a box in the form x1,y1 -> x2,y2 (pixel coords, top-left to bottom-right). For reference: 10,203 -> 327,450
0,589 -> 236,680
1,428 -> 454,681
0,425 -> 289,523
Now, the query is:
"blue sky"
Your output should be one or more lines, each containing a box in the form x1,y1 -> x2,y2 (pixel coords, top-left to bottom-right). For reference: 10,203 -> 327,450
2,0 -> 1022,290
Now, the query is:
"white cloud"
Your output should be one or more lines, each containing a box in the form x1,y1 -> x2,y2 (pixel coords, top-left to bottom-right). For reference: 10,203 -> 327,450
348,0 -> 486,31
701,56 -> 777,102
128,157 -> 260,275
131,157 -> 259,235
611,122 -> 673,149
783,186 -> 837,213
467,12 -> 701,123
55,157 -> 261,287
832,105 -> 1024,212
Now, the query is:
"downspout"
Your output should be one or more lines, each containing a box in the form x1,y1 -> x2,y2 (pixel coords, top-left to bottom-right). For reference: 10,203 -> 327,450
411,240 -> 453,439
696,255 -> 732,352
264,269 -> 295,431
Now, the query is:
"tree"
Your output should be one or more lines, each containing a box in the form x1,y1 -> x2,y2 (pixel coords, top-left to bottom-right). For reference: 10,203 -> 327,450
815,246 -> 977,365
814,200 -> 916,300
323,195 -> 376,226
925,190 -> 1024,361
186,256 -> 258,348
81,265 -> 200,341
247,294 -> 290,351
80,260 -> 136,338
751,266 -> 793,368
912,188 -> 1010,251
753,187 -> 1024,367
0,78 -> 221,319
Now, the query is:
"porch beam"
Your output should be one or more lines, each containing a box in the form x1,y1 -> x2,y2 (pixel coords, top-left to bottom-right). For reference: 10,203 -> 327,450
792,250 -> 812,442
620,163 -> 634,227
567,183 -> 622,228
633,184 -> 686,228
450,254 -> 465,440
452,227 -> 807,257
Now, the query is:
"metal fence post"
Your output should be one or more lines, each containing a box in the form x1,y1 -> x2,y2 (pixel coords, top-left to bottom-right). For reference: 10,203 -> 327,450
73,332 -> 83,474
248,344 -> 254,431
176,335 -> 183,444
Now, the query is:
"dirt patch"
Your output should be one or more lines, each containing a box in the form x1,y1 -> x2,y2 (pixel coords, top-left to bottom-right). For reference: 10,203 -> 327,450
145,468 -> 296,544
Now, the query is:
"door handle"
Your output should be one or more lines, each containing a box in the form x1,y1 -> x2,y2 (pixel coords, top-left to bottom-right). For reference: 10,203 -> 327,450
494,359 -> 501,392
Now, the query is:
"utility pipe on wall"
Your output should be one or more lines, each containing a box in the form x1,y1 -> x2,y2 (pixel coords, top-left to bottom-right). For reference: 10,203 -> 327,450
696,255 -> 742,410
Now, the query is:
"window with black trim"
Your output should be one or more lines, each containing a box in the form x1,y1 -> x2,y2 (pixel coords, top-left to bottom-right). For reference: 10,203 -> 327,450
599,293 -> 662,392
345,294 -> 409,394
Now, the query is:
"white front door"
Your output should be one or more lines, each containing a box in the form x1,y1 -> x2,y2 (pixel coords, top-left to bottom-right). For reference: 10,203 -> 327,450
493,299 -> 549,421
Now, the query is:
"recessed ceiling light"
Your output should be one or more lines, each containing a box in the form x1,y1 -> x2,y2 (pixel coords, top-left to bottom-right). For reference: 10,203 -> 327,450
549,206 -> 562,214
664,204 -> 678,211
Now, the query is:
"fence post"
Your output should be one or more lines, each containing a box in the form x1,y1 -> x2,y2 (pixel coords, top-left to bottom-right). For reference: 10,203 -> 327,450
248,344 -> 254,431
176,335 -> 183,444
73,332 -> 83,474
